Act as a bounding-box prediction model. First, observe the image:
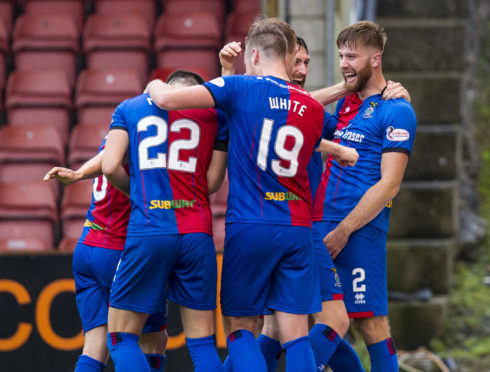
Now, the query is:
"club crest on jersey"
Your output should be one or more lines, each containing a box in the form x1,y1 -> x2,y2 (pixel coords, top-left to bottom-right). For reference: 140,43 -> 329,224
362,102 -> 376,118
386,126 -> 410,142
209,77 -> 225,87
332,268 -> 342,288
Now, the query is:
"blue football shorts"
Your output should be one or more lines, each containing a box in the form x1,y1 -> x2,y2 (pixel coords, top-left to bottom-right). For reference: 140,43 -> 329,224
73,240 -> 166,334
109,233 -> 218,315
220,223 -> 321,317
320,221 -> 388,318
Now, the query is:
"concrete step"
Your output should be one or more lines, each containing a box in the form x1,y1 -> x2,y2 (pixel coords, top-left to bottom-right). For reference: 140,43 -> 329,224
384,72 -> 461,124
388,296 -> 448,350
377,0 -> 467,19
389,181 -> 458,239
380,19 -> 465,72
404,125 -> 461,181
387,239 -> 455,294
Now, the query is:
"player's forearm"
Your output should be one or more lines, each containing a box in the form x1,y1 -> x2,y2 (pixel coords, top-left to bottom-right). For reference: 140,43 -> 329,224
316,139 -> 346,156
207,150 -> 227,195
75,151 -> 104,180
311,82 -> 350,105
337,180 -> 400,236
103,165 -> 130,197
221,66 -> 235,77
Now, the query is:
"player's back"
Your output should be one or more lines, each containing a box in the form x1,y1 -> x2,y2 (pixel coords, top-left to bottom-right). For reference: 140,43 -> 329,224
204,75 -> 325,227
110,93 -> 222,236
82,139 -> 130,250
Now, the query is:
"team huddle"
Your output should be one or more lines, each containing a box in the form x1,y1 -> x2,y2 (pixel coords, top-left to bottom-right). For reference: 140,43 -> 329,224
45,17 -> 416,372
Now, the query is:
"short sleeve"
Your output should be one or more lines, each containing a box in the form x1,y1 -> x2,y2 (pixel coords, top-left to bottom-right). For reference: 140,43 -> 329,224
203,75 -> 245,114
381,99 -> 417,155
322,110 -> 338,140
109,101 -> 128,132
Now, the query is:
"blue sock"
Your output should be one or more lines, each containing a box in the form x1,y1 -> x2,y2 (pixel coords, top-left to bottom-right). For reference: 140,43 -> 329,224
107,332 -> 150,372
328,339 -> 366,371
186,335 -> 224,372
283,336 -> 315,372
227,330 -> 267,372
257,334 -> 282,372
223,356 -> 232,372
75,354 -> 106,372
367,338 -> 398,372
309,324 -> 342,370
145,354 -> 166,372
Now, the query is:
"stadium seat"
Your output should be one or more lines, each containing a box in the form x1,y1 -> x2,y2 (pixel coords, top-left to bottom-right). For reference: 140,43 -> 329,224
0,1 -> 13,36
0,237 -> 49,252
23,0 -> 85,32
155,12 -> 222,51
0,181 -> 57,220
95,0 -> 157,29
76,69 -> 143,125
0,125 -> 65,164
212,215 -> 225,253
157,50 -> 219,81
68,123 -> 107,168
58,236 -> 78,252
83,13 -> 151,83
233,0 -> 261,13
5,70 -> 73,142
12,14 -> 80,87
0,221 -> 55,249
164,0 -> 225,25
0,16 -> 8,89
0,163 -> 60,198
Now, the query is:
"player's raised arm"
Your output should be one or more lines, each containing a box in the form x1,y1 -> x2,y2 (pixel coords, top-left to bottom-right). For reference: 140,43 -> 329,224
146,79 -> 215,111
311,82 -> 350,105
219,41 -> 242,76
383,80 -> 411,102
102,129 -> 130,196
43,151 -> 104,184
316,139 -> 358,167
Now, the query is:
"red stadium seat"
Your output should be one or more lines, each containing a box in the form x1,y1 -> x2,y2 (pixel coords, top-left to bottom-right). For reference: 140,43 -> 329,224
225,10 -> 261,40
155,12 -> 222,51
0,237 -> 49,252
23,0 -> 85,32
95,0 -> 157,29
77,106 -> 115,126
164,0 -> 225,25
12,14 -> 80,87
0,163 -> 60,198
0,221 -> 55,249
5,70 -> 73,142
233,0 -> 261,13
84,13 -> 151,83
0,125 -> 65,164
0,16 -> 8,89
68,123 -> 108,167
157,50 -> 219,81
58,236 -> 78,252
76,69 -> 143,108
0,1 -> 13,36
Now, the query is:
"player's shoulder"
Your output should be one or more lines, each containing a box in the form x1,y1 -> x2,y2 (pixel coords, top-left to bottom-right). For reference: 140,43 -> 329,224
378,97 -> 417,125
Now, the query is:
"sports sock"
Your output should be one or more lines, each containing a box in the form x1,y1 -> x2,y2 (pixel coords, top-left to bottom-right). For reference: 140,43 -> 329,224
74,354 -> 106,372
145,353 -> 166,372
367,338 -> 398,372
328,338 -> 366,371
186,335 -> 224,372
257,334 -> 282,372
282,336 -> 316,372
227,329 -> 267,372
309,324 -> 341,370
107,332 -> 150,372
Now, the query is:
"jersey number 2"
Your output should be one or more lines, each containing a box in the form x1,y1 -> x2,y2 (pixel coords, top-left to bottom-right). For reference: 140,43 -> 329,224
137,115 -> 200,173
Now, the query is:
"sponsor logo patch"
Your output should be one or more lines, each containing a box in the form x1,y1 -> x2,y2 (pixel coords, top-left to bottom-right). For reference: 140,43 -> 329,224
386,126 -> 410,141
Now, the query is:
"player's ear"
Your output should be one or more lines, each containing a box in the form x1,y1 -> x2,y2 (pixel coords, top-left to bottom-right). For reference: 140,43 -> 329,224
372,51 -> 382,68
252,48 -> 260,66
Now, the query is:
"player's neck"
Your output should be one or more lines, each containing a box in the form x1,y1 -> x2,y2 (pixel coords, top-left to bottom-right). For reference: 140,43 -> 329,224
357,69 -> 386,101
256,61 -> 290,82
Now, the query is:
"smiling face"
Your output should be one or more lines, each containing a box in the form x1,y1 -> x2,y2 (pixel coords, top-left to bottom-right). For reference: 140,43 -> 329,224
291,45 -> 310,88
338,43 -> 374,92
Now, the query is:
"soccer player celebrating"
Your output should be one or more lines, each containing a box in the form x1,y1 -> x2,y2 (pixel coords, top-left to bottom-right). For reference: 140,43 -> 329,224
101,71 -> 228,372
148,18 -> 325,372
313,21 -> 417,372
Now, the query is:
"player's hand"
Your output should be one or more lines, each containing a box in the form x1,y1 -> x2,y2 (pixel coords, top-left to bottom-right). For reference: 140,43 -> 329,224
143,79 -> 161,94
323,225 -> 350,260
219,41 -> 242,76
43,167 -> 81,184
383,80 -> 411,102
333,147 -> 358,167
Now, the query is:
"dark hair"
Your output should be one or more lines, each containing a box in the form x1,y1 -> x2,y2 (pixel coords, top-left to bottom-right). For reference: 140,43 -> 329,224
246,18 -> 295,59
166,70 -> 205,86
296,36 -> 309,54
336,21 -> 387,51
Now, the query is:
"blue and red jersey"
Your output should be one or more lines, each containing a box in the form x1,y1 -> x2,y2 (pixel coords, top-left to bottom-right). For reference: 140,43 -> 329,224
313,93 -> 417,232
80,139 -> 130,251
109,93 -> 228,236
204,75 -> 325,227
